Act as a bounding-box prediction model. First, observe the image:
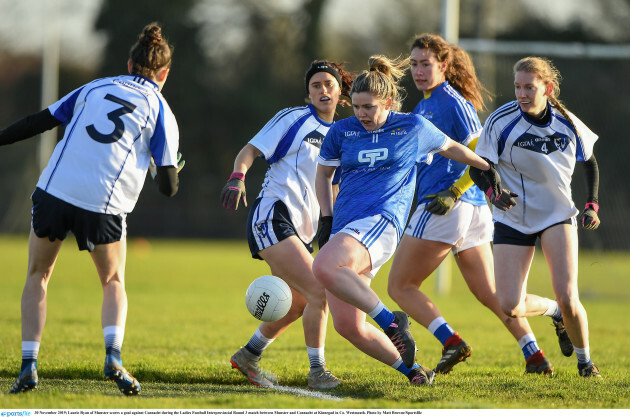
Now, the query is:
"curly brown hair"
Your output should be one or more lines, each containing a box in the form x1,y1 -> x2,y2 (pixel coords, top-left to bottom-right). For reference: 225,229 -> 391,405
129,22 -> 173,79
411,33 -> 492,112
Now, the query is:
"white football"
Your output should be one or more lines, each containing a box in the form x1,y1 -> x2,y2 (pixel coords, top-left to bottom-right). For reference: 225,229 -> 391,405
245,275 -> 292,322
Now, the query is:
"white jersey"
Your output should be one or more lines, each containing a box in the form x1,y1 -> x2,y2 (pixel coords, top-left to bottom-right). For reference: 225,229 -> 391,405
250,104 -> 333,243
476,101 -> 598,234
38,75 -> 180,215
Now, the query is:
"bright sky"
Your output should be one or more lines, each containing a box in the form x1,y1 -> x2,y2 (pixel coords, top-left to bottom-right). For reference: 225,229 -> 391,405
0,0 -> 105,67
0,0 -> 627,69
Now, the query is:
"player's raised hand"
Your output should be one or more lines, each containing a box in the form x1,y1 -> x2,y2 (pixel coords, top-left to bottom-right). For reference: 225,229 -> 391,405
220,172 -> 247,210
580,202 -> 600,230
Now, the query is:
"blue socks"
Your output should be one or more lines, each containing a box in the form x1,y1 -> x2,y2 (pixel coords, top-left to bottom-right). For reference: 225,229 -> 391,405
428,317 -> 455,345
369,301 -> 396,331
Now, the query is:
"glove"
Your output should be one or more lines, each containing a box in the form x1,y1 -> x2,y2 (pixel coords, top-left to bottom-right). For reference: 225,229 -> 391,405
176,152 -> 186,173
480,165 -> 501,198
317,216 -> 333,249
424,185 -> 462,215
485,188 -> 518,211
149,152 -> 185,180
220,172 -> 247,210
580,202 -> 600,230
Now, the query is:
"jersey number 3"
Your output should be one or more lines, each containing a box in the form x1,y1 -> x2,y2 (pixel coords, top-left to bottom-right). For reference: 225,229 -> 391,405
86,94 -> 137,144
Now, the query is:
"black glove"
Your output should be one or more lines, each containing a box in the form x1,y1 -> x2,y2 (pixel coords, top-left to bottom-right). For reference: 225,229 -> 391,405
486,189 -> 518,211
480,165 -> 501,198
424,185 -> 461,215
580,202 -> 600,230
317,216 -> 333,249
220,172 -> 247,210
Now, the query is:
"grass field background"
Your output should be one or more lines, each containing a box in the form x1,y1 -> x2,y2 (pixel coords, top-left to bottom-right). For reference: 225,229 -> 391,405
0,235 -> 629,409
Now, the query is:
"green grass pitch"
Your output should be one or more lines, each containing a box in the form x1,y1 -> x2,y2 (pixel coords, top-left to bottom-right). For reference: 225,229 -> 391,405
0,235 -> 628,409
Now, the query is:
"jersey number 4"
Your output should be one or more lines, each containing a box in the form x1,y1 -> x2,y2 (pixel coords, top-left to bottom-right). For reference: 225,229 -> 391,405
86,94 -> 137,144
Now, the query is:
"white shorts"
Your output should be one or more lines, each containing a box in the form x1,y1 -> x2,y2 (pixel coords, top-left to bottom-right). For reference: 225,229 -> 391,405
334,214 -> 398,279
404,200 -> 492,254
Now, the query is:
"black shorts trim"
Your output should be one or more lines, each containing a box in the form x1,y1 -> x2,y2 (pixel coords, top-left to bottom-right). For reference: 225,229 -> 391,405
31,187 -> 125,252
246,198 -> 313,260
493,218 -> 575,246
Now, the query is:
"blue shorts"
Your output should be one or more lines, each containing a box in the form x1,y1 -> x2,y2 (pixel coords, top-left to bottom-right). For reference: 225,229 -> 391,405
247,198 -> 313,260
31,187 -> 126,252
493,218 -> 576,246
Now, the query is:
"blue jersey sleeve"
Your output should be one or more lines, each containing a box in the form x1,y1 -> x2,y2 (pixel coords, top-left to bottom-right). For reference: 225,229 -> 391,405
48,86 -> 85,126
451,102 -> 482,145
413,115 -> 449,164
318,123 -> 342,167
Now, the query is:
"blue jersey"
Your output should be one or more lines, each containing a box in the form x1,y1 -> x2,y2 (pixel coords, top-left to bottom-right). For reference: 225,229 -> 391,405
413,81 -> 486,206
318,111 -> 448,238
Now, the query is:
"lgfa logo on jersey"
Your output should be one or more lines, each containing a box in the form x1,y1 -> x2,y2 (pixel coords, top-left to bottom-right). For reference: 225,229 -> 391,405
516,132 -> 569,155
358,148 -> 388,167
391,128 -> 407,136
303,130 -> 325,148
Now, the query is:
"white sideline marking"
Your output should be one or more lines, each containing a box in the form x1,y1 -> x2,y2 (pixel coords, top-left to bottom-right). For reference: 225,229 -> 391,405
271,385 -> 343,401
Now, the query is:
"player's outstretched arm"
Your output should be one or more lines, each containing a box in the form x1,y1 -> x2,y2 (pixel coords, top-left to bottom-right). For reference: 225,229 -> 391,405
0,109 -> 61,146
470,163 -> 518,211
425,138 -> 479,215
220,144 -> 261,210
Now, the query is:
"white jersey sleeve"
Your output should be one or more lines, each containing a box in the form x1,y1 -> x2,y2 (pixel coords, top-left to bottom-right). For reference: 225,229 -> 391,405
567,110 -> 598,161
250,107 -> 309,162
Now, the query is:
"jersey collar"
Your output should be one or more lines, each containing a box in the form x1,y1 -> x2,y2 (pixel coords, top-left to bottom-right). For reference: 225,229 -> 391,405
308,104 -> 334,127
125,74 -> 160,91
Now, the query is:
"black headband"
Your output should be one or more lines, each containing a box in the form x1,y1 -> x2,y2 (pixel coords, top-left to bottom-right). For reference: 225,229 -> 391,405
305,64 -> 342,95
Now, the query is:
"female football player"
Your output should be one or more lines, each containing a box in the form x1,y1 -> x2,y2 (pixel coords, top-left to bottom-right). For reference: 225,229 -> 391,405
313,54 -> 502,386
220,60 -> 353,389
3,23 -> 183,395
387,34 -> 560,376
470,56 -> 601,377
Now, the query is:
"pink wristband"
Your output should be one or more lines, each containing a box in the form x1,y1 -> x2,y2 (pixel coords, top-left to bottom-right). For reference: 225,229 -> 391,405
229,172 -> 245,181
485,187 -> 493,198
585,202 -> 599,213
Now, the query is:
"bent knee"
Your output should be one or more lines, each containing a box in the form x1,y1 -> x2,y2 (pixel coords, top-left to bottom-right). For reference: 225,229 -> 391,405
312,257 -> 336,288
387,281 -> 406,303
499,299 -> 524,318
556,293 -> 581,316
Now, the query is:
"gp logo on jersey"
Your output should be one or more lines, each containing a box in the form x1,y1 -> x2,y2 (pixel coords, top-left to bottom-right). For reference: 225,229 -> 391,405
516,132 -> 569,155
358,148 -> 388,167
